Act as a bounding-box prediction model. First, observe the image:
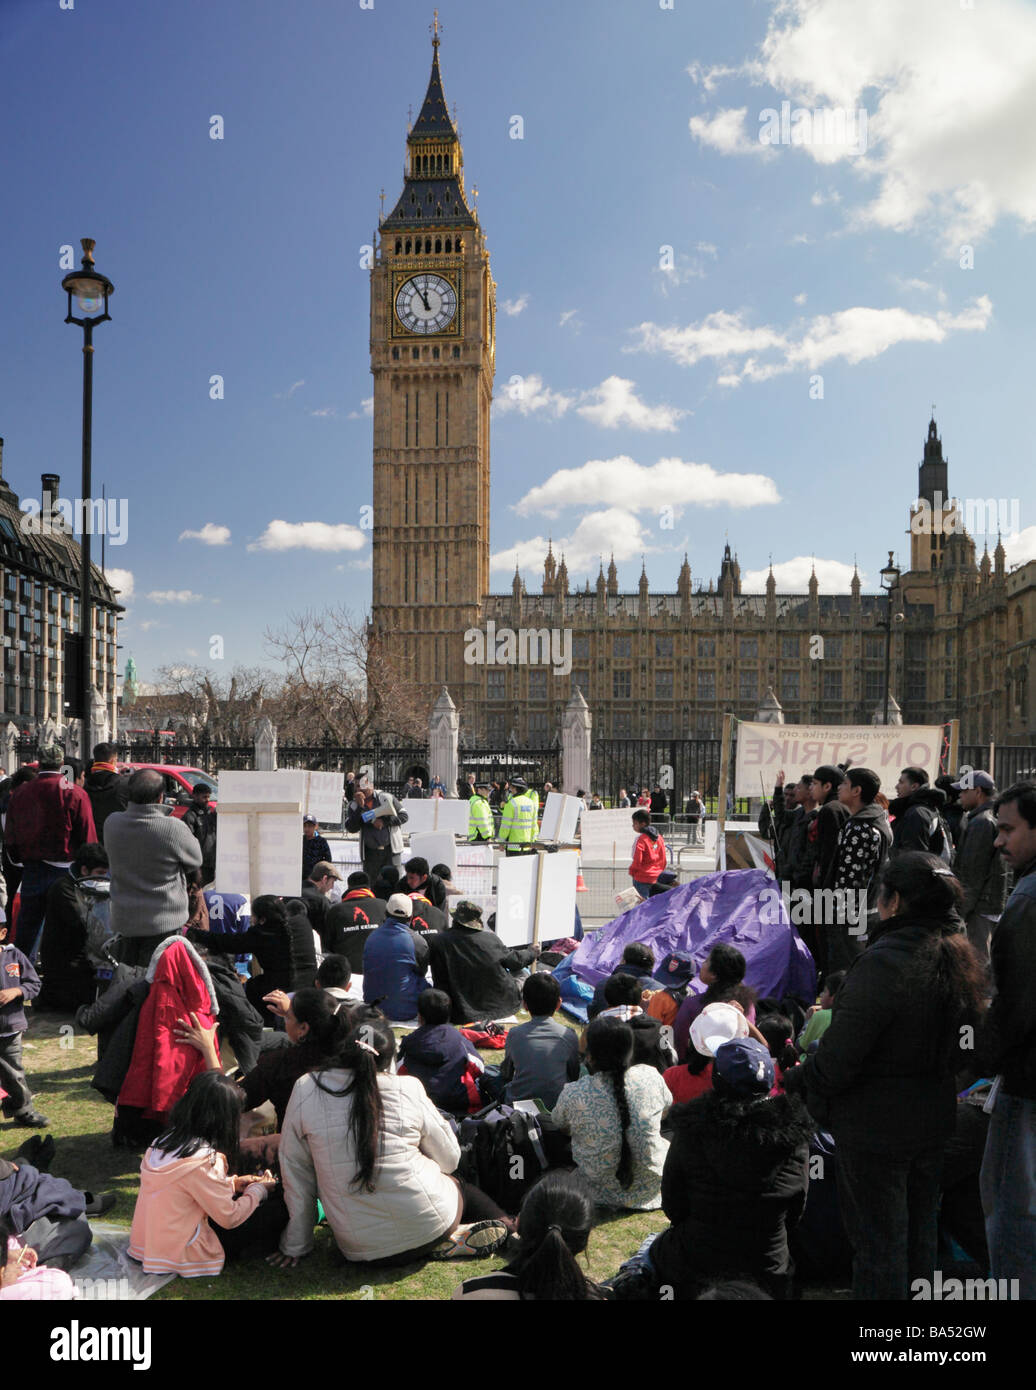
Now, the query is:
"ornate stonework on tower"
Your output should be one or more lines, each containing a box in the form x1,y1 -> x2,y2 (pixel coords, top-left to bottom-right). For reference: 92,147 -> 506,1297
369,26 -> 495,710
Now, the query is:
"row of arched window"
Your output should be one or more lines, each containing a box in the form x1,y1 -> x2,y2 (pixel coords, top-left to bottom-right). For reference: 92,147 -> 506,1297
395,235 -> 461,256
412,152 -> 451,175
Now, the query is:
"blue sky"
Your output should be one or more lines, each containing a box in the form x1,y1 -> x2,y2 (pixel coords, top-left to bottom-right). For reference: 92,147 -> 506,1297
2,0 -> 1034,687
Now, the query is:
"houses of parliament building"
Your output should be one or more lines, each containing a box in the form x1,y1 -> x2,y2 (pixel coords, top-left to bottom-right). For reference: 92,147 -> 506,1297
369,34 -> 1035,751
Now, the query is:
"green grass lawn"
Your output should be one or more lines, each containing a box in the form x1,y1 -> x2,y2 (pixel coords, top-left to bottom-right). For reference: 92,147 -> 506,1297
2,1008 -> 666,1301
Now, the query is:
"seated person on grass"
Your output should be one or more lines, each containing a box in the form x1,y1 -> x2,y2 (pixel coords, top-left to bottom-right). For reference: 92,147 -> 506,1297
499,973 -> 581,1109
587,942 -> 655,1020
453,1173 -> 605,1302
0,1141 -> 114,1274
397,988 -> 486,1116
552,1017 -> 670,1212
129,1071 -> 282,1279
673,943 -> 749,1061
594,973 -> 676,1073
0,1214 -> 78,1301
313,953 -> 363,1006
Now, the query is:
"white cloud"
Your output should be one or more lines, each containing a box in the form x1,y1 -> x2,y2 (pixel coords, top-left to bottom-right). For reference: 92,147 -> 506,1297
247,520 -> 367,553
576,377 -> 688,433
106,567 -> 134,599
793,292 -> 808,305
146,590 -> 205,604
742,557 -> 862,591
179,523 -> 230,546
630,296 -> 992,387
655,243 -> 718,295
501,295 -> 529,316
689,107 -> 764,157
348,397 -> 373,420
310,406 -> 338,418
516,455 -> 779,519
686,62 -> 741,95
558,309 -> 582,332
1004,527 -> 1036,569
493,373 -> 575,419
275,380 -> 305,400
137,619 -> 161,632
810,189 -> 841,206
693,0 -> 1036,248
490,507 -> 656,576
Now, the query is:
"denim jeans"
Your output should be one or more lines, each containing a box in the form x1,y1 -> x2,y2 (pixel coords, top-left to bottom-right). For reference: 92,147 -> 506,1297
980,1090 -> 1036,1298
632,881 -> 653,899
836,1142 -> 943,1300
16,861 -> 71,963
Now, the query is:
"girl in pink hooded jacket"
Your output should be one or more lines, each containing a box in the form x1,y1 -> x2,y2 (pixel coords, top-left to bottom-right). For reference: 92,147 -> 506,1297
129,1067 -> 277,1278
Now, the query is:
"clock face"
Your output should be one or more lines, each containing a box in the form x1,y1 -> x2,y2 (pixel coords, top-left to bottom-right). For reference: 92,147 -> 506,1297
395,273 -> 457,335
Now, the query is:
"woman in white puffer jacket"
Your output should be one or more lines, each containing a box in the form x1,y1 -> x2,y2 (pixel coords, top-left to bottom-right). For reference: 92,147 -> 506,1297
274,1016 -> 512,1267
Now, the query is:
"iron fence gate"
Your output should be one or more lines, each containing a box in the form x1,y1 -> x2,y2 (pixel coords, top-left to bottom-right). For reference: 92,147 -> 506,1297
957,745 -> 1036,788
592,738 -> 728,813
459,747 -> 562,791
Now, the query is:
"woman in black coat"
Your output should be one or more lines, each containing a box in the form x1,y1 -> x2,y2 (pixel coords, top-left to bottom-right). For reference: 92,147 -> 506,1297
797,852 -> 986,1300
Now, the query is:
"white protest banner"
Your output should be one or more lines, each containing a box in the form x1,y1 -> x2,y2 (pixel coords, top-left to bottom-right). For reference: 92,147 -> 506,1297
215,771 -> 304,899
403,798 -> 470,837
538,792 -> 582,843
496,851 -> 578,946
734,722 -> 944,798
409,831 -> 457,878
579,806 -> 637,865
301,771 -> 344,824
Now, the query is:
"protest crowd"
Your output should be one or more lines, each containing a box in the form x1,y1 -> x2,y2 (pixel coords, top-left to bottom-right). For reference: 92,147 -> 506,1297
1,739 -> 1034,1305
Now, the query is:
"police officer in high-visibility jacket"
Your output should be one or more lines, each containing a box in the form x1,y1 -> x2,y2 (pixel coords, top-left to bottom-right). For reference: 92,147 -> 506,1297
498,777 -> 538,855
468,781 -> 494,843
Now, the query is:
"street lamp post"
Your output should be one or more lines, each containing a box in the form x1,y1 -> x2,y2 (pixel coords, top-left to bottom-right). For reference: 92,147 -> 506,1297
61,239 -> 114,763
880,551 -> 901,726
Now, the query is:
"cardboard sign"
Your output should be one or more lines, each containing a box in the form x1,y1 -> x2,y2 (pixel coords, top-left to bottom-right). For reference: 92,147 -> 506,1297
538,791 -> 582,843
734,722 -> 944,798
579,806 -> 638,865
402,798 -> 470,836
408,831 -> 457,879
496,851 -> 578,947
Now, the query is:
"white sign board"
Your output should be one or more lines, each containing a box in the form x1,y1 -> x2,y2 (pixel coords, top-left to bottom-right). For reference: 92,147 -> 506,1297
496,851 -> 578,946
579,807 -> 638,865
403,798 -> 470,836
219,770 -> 306,807
734,722 -> 944,798
538,792 -> 582,843
215,815 -> 302,899
301,771 -> 345,824
409,831 -> 457,878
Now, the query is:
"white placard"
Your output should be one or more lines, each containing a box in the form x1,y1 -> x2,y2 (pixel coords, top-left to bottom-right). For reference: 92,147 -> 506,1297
219,770 -> 306,807
409,831 -> 457,878
538,792 -> 582,843
402,798 -> 470,836
495,852 -> 578,946
302,771 -> 345,824
579,807 -> 638,865
215,811 -> 302,898
734,722 -> 945,798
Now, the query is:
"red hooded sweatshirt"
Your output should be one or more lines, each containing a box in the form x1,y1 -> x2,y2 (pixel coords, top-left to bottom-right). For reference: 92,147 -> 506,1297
630,826 -> 667,883
119,938 -> 219,1118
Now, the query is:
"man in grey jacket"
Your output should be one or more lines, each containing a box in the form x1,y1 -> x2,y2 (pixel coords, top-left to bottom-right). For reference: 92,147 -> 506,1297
102,770 -> 202,967
952,769 -> 1007,964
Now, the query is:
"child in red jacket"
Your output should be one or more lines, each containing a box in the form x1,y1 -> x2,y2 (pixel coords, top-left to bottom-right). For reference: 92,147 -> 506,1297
629,811 -> 667,899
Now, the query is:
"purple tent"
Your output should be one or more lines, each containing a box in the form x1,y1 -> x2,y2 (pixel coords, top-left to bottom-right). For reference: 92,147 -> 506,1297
568,869 -> 816,1003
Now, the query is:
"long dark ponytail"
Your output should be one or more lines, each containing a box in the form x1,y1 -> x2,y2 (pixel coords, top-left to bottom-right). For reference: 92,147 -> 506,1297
585,1017 -> 635,1190
314,1016 -> 396,1193
507,1174 -> 603,1300
877,852 -> 988,1021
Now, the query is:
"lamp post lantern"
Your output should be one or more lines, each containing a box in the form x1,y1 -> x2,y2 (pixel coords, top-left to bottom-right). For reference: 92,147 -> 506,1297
62,238 -> 114,762
880,551 -> 901,726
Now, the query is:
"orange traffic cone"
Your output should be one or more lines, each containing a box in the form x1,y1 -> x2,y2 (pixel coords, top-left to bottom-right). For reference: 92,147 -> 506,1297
575,869 -> 588,893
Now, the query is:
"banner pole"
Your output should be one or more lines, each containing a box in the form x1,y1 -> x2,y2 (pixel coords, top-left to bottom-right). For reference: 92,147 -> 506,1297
717,713 -> 733,845
947,719 -> 960,777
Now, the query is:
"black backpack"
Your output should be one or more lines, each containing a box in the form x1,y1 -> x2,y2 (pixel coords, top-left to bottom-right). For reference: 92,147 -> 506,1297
457,1102 -> 550,1214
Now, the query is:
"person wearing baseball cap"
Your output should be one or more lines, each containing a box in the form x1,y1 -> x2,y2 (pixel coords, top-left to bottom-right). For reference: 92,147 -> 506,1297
302,813 -> 332,879
425,901 -> 539,1024
952,770 -> 1006,964
646,950 -> 696,1029
647,1033 -> 813,1300
361,892 -> 430,1023
661,1001 -> 748,1106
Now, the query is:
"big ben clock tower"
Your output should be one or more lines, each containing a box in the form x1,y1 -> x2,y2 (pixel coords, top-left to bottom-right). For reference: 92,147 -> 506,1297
370,21 -> 495,715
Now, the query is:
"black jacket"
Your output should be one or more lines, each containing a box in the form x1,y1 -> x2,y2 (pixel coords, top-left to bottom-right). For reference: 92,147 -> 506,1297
954,802 -> 1007,918
409,898 -> 448,934
787,807 -> 817,889
299,880 -> 331,946
203,953 -> 264,1075
38,874 -> 94,1010
410,873 -> 447,912
889,784 -> 947,858
650,1091 -> 813,1299
326,892 -> 387,973
801,913 -> 969,1151
814,796 -> 850,889
426,925 -> 537,1024
978,861 -> 1036,1098
84,768 -> 131,837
